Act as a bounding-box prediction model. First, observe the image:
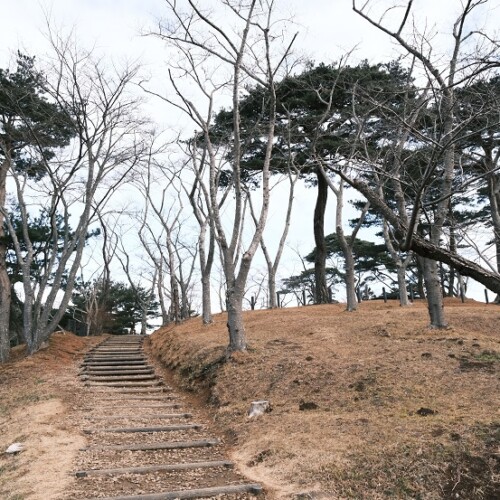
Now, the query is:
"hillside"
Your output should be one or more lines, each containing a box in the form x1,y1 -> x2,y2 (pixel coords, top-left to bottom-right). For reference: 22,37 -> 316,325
149,299 -> 500,499
0,300 -> 498,499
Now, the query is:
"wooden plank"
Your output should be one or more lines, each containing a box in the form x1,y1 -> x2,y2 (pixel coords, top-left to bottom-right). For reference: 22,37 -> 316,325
81,404 -> 182,411
88,354 -> 143,358
87,391 -> 169,397
81,370 -> 154,376
91,396 -> 177,401
81,372 -> 154,376
88,394 -> 175,400
84,359 -> 147,364
84,356 -> 146,360
93,349 -> 143,352
82,363 -> 148,367
82,368 -> 153,372
82,374 -> 157,381
85,381 -> 162,387
82,360 -> 147,364
86,483 -> 263,500
83,423 -> 202,433
86,413 -> 191,420
80,438 -> 219,452
89,351 -> 143,355
75,459 -> 233,477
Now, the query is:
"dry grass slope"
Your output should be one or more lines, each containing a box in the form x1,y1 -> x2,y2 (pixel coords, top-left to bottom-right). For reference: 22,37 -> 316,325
150,299 -> 500,499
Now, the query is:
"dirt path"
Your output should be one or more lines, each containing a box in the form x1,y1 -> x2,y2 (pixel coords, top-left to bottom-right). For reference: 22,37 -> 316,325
65,336 -> 263,499
0,334 -> 266,500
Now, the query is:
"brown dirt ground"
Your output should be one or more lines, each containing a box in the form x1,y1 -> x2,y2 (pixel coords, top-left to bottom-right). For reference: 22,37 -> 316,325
0,332 -> 100,500
1,300 -> 498,499
149,299 -> 500,500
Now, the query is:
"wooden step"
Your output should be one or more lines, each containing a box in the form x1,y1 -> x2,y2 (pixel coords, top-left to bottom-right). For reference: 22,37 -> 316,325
84,355 -> 146,360
85,381 -> 162,388
82,374 -> 158,382
81,360 -> 147,370
81,370 -> 154,376
80,438 -> 219,452
86,352 -> 144,356
87,389 -> 170,396
75,459 -> 233,477
86,413 -> 192,420
83,423 -> 202,433
80,365 -> 154,373
82,404 -> 182,411
93,395 -> 178,401
86,483 -> 263,499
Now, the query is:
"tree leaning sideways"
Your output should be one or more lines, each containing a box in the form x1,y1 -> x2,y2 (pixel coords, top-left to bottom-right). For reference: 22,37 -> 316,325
341,0 -> 500,327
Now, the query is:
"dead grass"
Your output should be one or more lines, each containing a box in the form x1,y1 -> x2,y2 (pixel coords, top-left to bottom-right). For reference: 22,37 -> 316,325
149,299 -> 500,499
0,332 -> 99,500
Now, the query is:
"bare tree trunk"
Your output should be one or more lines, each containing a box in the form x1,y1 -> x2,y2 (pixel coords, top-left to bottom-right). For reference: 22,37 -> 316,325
154,0 -> 291,352
166,231 -> 180,324
157,267 -> 170,327
423,257 -> 447,328
343,248 -> 357,311
197,217 -> 215,323
0,260 -> 11,362
201,272 -> 212,323
383,217 -> 411,306
335,182 -> 357,311
397,265 -> 409,306
487,174 -> 500,302
0,157 -> 10,362
314,168 -> 329,304
140,272 -> 156,336
226,282 -> 246,352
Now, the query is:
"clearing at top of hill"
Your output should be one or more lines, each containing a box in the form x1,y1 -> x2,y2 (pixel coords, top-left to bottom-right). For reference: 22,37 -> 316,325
149,299 -> 500,499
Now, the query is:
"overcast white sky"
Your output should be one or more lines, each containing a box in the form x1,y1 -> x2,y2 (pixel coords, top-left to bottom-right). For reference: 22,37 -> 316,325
2,0 -> 499,305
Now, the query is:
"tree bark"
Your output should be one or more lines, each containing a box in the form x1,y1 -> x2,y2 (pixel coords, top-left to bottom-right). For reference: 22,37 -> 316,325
486,167 -> 500,302
0,157 -> 10,362
423,257 -> 447,328
314,168 -> 329,304
343,248 -> 357,311
0,250 -> 10,361
226,283 -> 246,352
397,265 -> 409,306
198,218 -> 214,324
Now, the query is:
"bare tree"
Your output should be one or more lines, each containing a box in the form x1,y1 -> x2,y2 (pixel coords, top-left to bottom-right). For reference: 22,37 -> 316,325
317,169 -> 370,311
247,164 -> 300,308
116,234 -> 158,335
182,138 -> 228,324
149,0 -> 295,352
1,34 -> 150,354
0,53 -> 73,361
341,0 -> 500,326
136,156 -> 198,324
